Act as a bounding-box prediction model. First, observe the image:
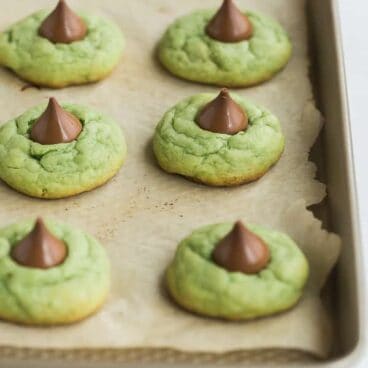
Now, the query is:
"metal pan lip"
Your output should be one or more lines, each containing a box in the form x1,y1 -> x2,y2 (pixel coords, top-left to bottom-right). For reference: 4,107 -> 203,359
319,0 -> 367,365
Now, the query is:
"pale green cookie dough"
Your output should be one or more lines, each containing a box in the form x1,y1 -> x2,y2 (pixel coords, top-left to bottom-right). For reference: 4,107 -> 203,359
0,103 -> 127,199
158,10 -> 291,87
153,93 -> 285,186
0,10 -> 124,88
0,219 -> 110,325
166,222 -> 309,320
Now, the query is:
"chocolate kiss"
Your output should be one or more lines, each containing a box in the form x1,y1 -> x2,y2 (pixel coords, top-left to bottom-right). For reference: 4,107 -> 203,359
39,0 -> 87,44
206,0 -> 253,42
30,97 -> 82,144
212,221 -> 270,274
196,88 -> 248,134
11,218 -> 67,269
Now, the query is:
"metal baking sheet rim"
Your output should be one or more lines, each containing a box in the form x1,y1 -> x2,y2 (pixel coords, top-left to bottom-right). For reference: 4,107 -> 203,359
0,0 -> 366,366
317,0 -> 367,367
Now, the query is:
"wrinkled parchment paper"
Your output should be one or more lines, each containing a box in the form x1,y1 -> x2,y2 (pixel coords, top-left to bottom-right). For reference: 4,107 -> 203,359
0,0 -> 341,361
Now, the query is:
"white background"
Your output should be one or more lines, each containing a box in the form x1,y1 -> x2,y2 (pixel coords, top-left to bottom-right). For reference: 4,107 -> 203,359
338,1 -> 367,365
338,1 -> 368,241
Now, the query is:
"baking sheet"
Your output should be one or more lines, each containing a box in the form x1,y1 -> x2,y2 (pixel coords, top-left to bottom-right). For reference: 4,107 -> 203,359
0,0 -> 340,359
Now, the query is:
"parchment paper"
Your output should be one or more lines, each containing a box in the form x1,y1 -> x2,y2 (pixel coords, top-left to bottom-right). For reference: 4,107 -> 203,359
0,0 -> 341,360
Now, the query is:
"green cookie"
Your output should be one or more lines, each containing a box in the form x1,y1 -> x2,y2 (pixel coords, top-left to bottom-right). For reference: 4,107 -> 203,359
0,103 -> 127,199
0,219 -> 110,325
158,9 -> 291,87
166,222 -> 309,320
153,93 -> 284,186
0,10 -> 124,88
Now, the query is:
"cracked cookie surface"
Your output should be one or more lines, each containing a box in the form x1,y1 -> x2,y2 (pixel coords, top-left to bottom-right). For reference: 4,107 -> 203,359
158,10 -> 291,87
0,103 -> 127,198
0,10 -> 124,88
153,93 -> 285,186
166,222 -> 309,320
0,219 -> 110,325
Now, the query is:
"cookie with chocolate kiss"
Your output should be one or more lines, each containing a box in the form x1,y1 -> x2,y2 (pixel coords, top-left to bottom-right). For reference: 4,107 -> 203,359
0,100 -> 126,199
153,91 -> 285,186
166,221 -> 309,320
0,218 -> 111,325
158,0 -> 292,87
0,0 -> 124,88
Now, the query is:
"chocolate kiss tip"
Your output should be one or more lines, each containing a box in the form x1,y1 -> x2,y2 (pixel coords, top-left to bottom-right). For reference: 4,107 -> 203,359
39,0 -> 87,44
234,220 -> 244,228
212,220 -> 270,274
196,89 -> 248,135
30,97 -> 82,145
11,217 -> 67,269
206,0 -> 253,43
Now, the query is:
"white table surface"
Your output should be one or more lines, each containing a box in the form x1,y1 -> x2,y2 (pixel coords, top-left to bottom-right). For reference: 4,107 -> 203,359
338,2 -> 368,241
337,0 -> 367,366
